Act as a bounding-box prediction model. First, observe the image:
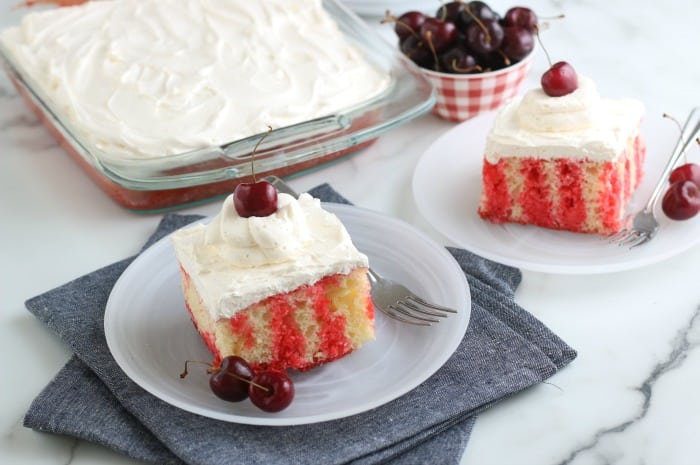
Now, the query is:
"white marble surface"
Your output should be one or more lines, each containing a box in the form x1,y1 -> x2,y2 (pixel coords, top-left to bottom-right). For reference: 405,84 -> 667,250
2,1 -> 700,464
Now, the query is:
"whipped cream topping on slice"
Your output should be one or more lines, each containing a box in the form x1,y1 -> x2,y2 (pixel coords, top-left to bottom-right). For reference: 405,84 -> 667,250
485,75 -> 644,163
516,76 -> 601,132
0,0 -> 390,158
172,192 -> 368,320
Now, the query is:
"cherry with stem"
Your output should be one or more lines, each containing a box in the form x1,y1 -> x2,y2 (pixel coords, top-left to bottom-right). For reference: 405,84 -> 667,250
233,126 -> 278,218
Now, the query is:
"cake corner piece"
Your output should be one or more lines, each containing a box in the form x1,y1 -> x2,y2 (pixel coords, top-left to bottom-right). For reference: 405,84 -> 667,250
172,191 -> 375,372
478,75 -> 646,236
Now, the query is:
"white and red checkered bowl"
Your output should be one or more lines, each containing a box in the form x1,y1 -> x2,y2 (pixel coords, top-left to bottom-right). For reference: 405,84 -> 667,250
421,51 -> 535,122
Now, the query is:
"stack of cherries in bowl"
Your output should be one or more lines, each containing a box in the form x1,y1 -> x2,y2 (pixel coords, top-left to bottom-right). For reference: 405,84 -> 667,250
385,1 -> 540,121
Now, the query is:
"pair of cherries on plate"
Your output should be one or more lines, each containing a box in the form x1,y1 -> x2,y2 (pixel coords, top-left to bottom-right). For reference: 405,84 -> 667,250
663,162 -> 700,220
182,356 -> 294,413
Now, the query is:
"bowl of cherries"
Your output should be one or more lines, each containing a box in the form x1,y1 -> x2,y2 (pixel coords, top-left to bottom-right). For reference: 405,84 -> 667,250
384,1 -> 538,122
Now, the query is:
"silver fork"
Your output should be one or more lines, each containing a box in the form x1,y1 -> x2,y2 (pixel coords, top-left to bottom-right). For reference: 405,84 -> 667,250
265,175 -> 458,325
367,268 -> 457,326
611,107 -> 700,248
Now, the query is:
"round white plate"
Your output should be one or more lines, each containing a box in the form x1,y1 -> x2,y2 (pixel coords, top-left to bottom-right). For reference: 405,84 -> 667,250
412,110 -> 700,274
105,203 -> 471,425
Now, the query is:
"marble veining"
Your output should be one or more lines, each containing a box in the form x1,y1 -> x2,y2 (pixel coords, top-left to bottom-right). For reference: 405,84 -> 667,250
559,305 -> 700,465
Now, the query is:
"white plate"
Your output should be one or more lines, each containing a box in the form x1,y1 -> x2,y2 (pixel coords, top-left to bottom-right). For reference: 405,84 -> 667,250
412,110 -> 700,274
104,203 -> 471,426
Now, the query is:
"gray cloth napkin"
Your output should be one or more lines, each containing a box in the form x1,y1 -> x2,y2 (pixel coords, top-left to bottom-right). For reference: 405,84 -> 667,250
24,184 -> 576,465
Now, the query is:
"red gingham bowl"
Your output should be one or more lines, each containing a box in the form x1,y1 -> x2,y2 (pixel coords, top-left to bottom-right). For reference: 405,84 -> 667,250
421,51 -> 535,122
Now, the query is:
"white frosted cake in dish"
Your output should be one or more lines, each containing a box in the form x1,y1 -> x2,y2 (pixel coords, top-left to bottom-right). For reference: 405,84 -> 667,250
0,0 -> 390,158
478,76 -> 646,236
171,192 -> 375,372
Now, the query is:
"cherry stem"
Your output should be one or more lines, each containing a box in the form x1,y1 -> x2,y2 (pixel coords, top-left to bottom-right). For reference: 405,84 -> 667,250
179,359 -> 270,393
463,5 -> 492,45
180,359 -> 215,378
663,113 -> 688,163
381,10 -> 420,39
223,372 -> 270,393
250,125 -> 272,182
424,30 -> 441,72
436,0 -> 465,21
534,25 -> 552,67
663,112 -> 683,134
496,49 -> 511,67
450,58 -> 482,73
540,13 -> 566,21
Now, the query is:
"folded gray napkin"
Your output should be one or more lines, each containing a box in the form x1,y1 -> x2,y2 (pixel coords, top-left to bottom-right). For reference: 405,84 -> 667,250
24,184 -> 576,465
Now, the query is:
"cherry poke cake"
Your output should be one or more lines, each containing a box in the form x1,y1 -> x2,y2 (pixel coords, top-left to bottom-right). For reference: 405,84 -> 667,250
171,182 -> 375,372
478,64 -> 646,236
0,0 -> 390,209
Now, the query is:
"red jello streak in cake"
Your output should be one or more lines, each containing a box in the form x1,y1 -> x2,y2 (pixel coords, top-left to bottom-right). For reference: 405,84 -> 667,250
519,159 -> 556,229
267,294 -> 307,371
222,275 -> 357,372
479,160 -> 512,221
555,159 -> 587,230
229,313 -> 256,349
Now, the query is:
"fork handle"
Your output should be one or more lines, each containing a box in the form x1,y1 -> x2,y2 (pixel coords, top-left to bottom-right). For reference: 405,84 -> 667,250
644,107 -> 700,212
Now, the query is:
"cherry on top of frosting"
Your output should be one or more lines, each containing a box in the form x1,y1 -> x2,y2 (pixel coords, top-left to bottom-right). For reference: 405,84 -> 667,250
541,61 -> 578,97
233,181 -> 278,218
534,27 -> 578,98
232,125 -> 278,218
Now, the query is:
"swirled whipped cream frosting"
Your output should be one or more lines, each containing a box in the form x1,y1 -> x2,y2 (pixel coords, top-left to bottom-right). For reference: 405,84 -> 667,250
485,76 -> 644,163
172,192 -> 368,320
0,0 -> 390,158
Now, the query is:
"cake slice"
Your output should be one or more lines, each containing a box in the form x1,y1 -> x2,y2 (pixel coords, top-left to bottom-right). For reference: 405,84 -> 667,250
172,191 -> 374,372
478,75 -> 646,236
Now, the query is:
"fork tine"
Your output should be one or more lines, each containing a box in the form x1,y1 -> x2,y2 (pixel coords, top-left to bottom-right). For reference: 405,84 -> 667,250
627,234 -> 650,249
407,296 -> 458,314
616,231 -> 641,247
389,303 -> 441,323
380,305 -> 433,326
397,299 -> 447,318
608,227 -> 630,243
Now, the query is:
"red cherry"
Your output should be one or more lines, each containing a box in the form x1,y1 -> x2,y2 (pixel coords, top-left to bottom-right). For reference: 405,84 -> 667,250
400,34 -> 433,68
503,6 -> 538,33
662,180 -> 700,220
541,61 -> 578,97
465,19 -> 504,55
669,162 -> 700,186
419,17 -> 458,53
233,181 -> 278,218
440,47 -> 481,74
459,1 -> 498,26
209,356 -> 255,402
501,26 -> 534,61
248,371 -> 294,413
394,11 -> 426,41
435,2 -> 468,28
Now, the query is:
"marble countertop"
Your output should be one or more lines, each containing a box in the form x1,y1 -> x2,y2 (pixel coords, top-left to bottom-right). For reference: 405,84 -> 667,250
2,1 -> 700,464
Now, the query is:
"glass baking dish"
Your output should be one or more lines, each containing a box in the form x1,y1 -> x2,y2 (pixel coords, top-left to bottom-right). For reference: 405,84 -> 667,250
0,0 -> 435,212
